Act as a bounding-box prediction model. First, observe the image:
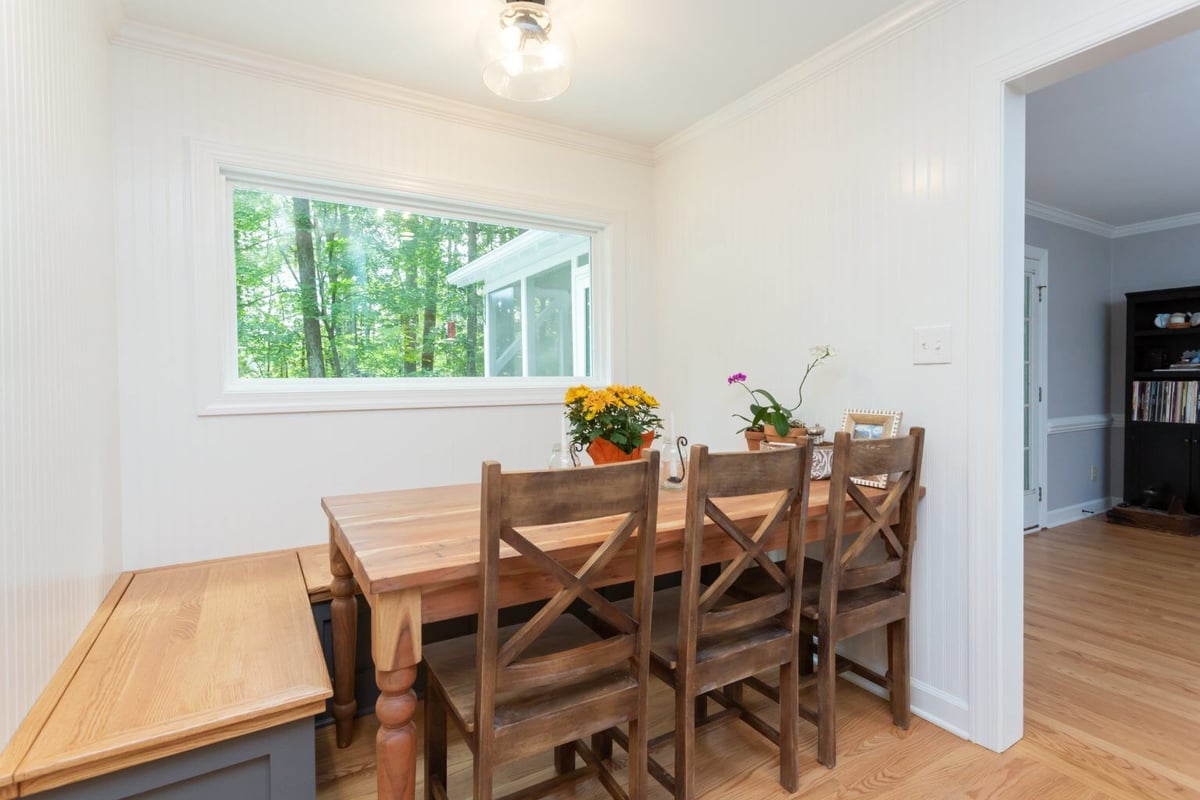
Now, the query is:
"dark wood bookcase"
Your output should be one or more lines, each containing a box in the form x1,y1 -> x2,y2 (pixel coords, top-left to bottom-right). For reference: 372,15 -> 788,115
1124,286 -> 1200,513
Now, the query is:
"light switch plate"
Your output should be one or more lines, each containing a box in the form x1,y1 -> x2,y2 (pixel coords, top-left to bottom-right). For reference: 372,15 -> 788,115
913,325 -> 952,365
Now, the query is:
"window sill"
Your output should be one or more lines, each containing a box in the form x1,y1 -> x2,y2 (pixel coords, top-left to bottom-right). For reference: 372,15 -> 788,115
197,378 -> 582,416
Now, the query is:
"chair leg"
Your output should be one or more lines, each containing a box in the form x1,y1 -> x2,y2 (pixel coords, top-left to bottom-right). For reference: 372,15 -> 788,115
554,743 -> 576,775
473,743 -> 493,800
888,617 -> 912,730
695,694 -> 708,725
778,660 -> 800,792
424,685 -> 447,800
592,730 -> 613,761
675,684 -> 696,800
816,634 -> 837,769
629,715 -> 649,799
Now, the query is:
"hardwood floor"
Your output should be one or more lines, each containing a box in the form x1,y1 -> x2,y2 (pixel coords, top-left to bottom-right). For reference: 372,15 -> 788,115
316,517 -> 1200,799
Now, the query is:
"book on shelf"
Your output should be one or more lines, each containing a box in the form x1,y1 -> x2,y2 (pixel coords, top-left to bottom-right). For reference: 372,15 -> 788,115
1131,380 -> 1200,423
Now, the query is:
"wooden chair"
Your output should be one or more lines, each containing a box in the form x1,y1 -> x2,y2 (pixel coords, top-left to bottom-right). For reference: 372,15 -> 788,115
422,452 -> 660,800
599,444 -> 812,799
737,427 -> 925,769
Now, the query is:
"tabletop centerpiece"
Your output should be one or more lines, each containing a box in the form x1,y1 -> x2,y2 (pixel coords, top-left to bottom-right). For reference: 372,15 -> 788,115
730,345 -> 835,451
565,383 -> 663,464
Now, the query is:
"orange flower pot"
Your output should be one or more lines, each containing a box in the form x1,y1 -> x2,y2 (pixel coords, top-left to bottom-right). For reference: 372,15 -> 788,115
587,433 -> 655,465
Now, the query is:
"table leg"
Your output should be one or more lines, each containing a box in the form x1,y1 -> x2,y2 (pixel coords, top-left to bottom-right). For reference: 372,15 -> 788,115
373,588 -> 422,800
330,529 -> 359,748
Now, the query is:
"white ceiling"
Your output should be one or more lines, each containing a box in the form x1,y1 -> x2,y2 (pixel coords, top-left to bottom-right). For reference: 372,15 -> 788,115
1027,27 -> 1200,227
116,0 -> 909,146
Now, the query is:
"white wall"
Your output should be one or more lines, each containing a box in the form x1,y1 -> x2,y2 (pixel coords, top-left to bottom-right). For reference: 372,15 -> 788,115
653,0 -> 1200,739
0,0 -> 122,745
110,34 -> 656,570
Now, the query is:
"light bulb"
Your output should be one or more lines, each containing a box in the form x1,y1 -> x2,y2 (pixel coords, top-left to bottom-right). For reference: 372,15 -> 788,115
477,1 -> 574,102
502,53 -> 525,77
542,42 -> 563,69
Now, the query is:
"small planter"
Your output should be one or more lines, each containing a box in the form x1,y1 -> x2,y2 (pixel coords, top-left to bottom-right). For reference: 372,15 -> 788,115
763,425 -> 808,445
587,432 -> 655,465
744,429 -> 767,451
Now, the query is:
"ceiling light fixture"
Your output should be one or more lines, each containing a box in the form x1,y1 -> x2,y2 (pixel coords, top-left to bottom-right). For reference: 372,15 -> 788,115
477,0 -> 573,102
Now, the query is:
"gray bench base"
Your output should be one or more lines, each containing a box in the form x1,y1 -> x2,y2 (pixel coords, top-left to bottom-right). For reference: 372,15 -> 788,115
30,718 -> 315,800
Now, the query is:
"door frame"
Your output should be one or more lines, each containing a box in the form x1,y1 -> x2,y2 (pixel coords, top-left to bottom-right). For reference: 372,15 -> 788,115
1024,245 -> 1049,532
966,1 -> 1200,752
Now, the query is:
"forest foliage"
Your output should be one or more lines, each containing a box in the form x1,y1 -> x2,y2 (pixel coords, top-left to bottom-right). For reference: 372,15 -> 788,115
233,187 -> 524,379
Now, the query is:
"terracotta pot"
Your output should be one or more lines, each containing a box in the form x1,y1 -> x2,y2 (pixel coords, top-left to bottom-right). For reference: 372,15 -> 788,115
587,433 -> 655,465
763,425 -> 808,445
744,429 -> 767,451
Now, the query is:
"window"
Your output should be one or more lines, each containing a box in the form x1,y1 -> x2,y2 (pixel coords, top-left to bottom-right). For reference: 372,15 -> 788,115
233,186 -> 593,381
189,143 -> 617,415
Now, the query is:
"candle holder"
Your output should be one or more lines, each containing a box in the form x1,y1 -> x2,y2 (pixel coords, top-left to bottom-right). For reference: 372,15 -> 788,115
660,435 -> 689,490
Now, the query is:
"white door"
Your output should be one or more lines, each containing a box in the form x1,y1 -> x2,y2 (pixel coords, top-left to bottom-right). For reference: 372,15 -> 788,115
1024,246 -> 1048,530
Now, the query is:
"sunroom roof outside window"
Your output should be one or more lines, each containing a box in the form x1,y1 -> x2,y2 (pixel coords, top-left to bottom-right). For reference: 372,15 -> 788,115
233,186 -> 593,380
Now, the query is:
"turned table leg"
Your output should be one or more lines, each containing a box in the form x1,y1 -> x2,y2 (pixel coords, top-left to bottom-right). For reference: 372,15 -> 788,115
330,529 -> 359,748
373,589 -> 423,800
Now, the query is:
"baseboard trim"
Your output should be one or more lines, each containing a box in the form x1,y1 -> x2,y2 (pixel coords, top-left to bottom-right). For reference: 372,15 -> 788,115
1044,497 -> 1118,529
840,672 -> 970,740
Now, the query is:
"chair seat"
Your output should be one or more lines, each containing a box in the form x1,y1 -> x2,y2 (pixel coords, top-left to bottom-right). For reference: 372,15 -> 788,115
423,615 -> 636,735
608,587 -> 791,672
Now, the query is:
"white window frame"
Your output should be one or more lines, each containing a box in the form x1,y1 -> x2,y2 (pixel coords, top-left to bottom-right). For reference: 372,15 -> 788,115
188,140 -> 620,415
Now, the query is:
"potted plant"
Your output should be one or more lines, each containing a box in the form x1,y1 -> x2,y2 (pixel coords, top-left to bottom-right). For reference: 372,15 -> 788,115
565,383 -> 664,464
729,345 -> 835,451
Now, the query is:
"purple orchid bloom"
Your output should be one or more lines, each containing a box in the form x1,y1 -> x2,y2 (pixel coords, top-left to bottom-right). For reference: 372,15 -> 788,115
727,372 -> 747,385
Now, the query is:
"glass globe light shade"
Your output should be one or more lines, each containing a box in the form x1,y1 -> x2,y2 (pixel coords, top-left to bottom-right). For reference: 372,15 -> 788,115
477,1 -> 573,102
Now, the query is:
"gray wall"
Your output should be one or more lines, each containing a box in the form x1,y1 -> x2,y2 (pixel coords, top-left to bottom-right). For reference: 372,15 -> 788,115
1025,216 -> 1114,512
1109,223 -> 1200,498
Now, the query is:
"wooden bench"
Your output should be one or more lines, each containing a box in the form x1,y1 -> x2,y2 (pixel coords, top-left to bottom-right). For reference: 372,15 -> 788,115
0,551 -> 332,799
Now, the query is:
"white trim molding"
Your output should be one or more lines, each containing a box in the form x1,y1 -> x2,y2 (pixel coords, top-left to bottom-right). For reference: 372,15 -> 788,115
1046,414 -> 1117,434
188,139 -> 624,415
1113,211 -> 1200,237
1044,497 -> 1119,529
1026,200 -> 1200,239
843,672 -> 970,740
1025,200 -> 1114,238
112,21 -> 654,167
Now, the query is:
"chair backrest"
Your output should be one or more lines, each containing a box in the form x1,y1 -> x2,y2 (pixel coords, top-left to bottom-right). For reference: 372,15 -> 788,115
677,444 -> 812,666
475,452 -> 660,731
818,427 -> 925,607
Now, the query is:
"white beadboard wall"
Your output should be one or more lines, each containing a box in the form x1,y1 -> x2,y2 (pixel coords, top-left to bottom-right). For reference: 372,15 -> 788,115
652,0 -> 1200,735
109,37 -> 656,570
0,0 -> 122,745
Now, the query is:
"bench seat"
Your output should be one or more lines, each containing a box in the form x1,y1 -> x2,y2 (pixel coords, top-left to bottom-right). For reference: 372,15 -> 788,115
0,551 -> 332,798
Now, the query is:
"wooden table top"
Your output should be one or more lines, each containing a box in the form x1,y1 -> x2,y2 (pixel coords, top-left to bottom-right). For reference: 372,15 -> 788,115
323,480 -> 880,598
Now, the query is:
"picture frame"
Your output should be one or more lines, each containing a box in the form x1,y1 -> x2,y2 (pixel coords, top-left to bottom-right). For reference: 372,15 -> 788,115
840,408 -> 904,488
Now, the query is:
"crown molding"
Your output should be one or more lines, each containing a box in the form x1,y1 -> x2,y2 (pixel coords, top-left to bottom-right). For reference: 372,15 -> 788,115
653,0 -> 965,160
110,21 -> 655,168
1112,211 -> 1200,238
1026,200 -> 1200,239
1024,200 -> 1115,238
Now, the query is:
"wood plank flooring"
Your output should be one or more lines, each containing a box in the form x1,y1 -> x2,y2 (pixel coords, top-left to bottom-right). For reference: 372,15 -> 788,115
316,517 -> 1200,799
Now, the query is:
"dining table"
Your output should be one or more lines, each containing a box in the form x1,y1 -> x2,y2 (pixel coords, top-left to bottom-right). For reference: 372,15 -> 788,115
323,475 -> 920,800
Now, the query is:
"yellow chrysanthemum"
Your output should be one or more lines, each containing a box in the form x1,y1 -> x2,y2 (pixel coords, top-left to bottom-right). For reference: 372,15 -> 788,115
564,385 -> 591,404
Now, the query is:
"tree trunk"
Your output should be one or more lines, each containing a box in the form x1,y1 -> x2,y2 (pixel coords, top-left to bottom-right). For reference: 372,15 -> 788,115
420,240 -> 442,373
402,252 -> 418,375
293,197 -> 326,377
465,222 -> 480,377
